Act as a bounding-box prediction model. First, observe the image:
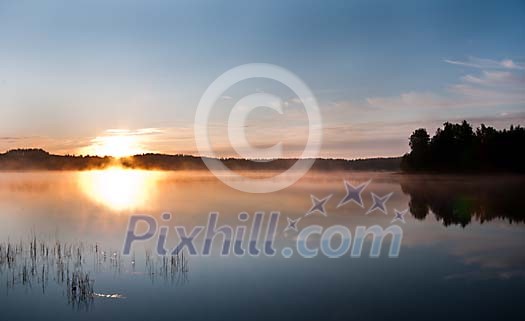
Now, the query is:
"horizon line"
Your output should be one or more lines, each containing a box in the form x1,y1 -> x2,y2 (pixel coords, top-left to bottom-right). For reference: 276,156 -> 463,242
0,148 -> 402,162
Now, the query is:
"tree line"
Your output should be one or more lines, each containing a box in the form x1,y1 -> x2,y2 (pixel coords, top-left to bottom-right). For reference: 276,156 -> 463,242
0,148 -> 401,171
401,121 -> 525,173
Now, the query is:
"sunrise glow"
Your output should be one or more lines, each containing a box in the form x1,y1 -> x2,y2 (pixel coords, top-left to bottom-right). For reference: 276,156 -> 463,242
81,131 -> 148,158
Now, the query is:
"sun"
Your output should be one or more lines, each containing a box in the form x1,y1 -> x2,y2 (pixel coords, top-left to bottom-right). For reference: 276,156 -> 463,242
82,131 -> 148,157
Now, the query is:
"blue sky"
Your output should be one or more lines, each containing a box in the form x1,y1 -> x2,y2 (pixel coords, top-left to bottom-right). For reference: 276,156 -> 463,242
0,0 -> 524,158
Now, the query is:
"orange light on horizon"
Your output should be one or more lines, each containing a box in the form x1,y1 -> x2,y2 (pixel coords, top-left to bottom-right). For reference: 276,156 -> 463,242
80,131 -> 149,158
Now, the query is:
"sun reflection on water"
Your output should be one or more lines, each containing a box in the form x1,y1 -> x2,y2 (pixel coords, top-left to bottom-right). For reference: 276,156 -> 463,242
78,168 -> 162,211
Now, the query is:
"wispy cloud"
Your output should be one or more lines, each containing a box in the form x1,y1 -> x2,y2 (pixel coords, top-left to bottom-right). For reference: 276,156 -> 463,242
444,56 -> 525,70
460,70 -> 524,86
367,58 -> 525,110
105,128 -> 165,136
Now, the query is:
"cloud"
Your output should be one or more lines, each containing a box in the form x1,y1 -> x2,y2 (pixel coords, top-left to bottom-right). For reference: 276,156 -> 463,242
105,128 -> 164,136
320,111 -> 524,158
366,92 -> 448,109
444,56 -> 525,70
0,135 -> 92,154
366,59 -> 525,110
461,70 -> 525,86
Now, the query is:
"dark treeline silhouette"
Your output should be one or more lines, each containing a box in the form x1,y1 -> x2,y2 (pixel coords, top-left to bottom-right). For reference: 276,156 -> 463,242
400,176 -> 525,227
401,121 -> 525,173
123,154 -> 401,171
0,149 -> 113,170
0,148 -> 401,171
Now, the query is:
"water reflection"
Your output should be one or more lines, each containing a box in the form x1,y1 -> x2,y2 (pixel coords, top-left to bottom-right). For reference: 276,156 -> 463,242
399,176 -> 525,227
77,168 -> 162,211
0,238 -> 189,309
1,171 -> 524,320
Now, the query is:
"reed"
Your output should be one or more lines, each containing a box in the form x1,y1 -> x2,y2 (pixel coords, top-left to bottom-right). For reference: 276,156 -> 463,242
1,235 -> 190,306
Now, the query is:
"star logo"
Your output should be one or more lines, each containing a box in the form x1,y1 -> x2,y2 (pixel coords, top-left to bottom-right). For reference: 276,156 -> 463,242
284,217 -> 301,232
391,209 -> 408,224
366,192 -> 393,215
337,180 -> 370,208
306,194 -> 332,216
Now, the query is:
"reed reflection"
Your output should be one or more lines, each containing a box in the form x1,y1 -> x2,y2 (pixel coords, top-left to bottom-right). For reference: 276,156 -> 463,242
0,237 -> 189,309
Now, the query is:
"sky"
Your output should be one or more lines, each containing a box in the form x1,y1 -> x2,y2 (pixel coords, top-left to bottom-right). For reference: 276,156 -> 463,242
0,0 -> 524,158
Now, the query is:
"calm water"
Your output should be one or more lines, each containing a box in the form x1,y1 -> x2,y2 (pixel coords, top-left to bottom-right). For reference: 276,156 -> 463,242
1,170 -> 524,321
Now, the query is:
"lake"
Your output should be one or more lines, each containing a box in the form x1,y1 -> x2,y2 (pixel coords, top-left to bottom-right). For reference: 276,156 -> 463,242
1,170 -> 524,320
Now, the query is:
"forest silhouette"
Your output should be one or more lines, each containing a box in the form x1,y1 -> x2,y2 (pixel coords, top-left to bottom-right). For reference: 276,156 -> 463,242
0,148 -> 400,171
401,121 -> 525,173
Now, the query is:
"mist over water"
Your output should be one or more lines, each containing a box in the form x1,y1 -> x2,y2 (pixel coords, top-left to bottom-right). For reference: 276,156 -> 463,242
1,171 -> 524,320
